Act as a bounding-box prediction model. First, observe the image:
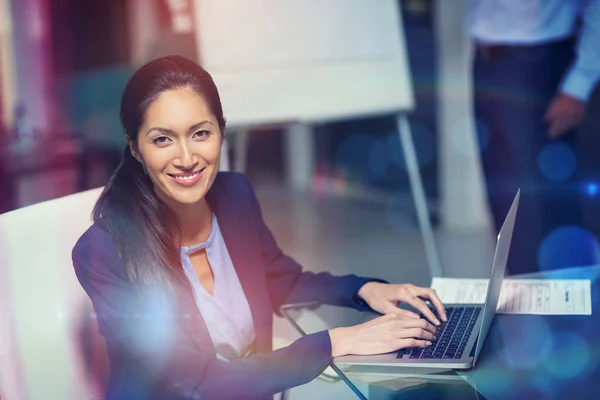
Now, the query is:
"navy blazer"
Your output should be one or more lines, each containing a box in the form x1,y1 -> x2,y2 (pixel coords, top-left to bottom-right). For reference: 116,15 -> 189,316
73,172 -> 381,400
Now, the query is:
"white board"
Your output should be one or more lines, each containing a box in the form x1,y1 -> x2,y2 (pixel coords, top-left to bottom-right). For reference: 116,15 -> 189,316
193,0 -> 414,127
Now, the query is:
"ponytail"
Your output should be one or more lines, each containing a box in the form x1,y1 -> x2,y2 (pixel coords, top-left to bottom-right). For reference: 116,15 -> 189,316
93,146 -> 189,295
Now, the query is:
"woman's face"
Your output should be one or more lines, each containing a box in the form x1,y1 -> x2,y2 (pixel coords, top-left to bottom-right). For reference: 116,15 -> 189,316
130,87 -> 222,208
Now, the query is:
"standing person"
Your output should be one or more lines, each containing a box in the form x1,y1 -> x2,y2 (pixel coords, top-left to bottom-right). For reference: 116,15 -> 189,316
467,0 -> 600,274
72,56 -> 447,399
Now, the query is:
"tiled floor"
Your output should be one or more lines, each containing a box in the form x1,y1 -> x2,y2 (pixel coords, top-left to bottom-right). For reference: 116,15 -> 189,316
255,184 -> 495,286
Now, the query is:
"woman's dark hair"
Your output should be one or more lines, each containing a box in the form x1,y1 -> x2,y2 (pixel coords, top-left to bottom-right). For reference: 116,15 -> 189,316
92,55 -> 226,293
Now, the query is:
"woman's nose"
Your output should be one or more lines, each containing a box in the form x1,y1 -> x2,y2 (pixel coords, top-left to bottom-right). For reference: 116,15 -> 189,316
175,143 -> 198,169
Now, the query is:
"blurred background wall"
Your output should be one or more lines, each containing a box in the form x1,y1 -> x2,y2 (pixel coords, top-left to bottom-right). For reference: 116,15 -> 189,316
0,0 -> 491,229
1,0 -> 599,276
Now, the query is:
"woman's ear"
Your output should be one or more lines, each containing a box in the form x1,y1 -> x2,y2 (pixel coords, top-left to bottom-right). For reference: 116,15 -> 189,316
126,135 -> 142,163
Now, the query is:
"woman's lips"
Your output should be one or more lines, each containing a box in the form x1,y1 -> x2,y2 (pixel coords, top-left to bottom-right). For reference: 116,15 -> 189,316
168,169 -> 203,186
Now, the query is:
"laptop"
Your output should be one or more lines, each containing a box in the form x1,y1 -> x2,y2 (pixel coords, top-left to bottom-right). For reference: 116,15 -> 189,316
334,190 -> 520,370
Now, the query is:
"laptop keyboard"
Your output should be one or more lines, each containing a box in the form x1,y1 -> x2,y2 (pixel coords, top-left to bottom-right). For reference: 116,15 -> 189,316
396,306 -> 480,360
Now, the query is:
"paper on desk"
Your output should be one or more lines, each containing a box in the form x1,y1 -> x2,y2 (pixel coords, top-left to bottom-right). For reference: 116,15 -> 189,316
430,277 -> 592,315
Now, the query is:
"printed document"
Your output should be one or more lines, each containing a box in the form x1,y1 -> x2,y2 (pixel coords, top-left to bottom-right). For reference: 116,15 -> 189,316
430,277 -> 592,315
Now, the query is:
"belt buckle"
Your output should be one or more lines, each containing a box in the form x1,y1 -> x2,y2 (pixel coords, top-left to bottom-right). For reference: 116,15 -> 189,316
478,45 -> 492,60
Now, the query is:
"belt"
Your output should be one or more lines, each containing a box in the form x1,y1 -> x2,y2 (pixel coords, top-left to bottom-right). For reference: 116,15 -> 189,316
474,37 -> 574,61
475,44 -> 516,61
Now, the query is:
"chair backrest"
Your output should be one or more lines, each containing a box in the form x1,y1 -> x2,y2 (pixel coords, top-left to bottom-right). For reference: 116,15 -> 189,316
0,188 -> 107,400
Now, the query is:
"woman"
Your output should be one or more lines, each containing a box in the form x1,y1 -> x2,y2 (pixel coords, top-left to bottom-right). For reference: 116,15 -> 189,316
72,55 -> 447,400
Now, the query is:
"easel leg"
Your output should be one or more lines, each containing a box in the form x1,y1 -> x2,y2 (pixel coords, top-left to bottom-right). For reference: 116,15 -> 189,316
397,114 -> 443,277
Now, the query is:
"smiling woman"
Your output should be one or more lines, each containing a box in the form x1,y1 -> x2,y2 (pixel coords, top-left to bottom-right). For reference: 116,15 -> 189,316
131,88 -> 222,206
71,55 -> 446,399
91,56 -> 227,294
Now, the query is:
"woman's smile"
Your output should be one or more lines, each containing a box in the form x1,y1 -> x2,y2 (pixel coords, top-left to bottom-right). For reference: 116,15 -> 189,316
168,168 -> 205,186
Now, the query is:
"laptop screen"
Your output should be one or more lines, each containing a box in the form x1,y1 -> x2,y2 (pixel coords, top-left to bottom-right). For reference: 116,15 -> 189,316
473,190 -> 520,362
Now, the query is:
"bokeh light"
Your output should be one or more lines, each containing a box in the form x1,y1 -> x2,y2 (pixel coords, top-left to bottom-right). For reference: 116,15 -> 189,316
336,133 -> 374,172
537,143 -> 577,181
386,133 -> 404,167
386,122 -> 435,169
538,226 -> 600,271
584,181 -> 598,197
542,331 -> 591,380
501,315 -> 553,369
368,139 -> 389,179
469,368 -> 516,396
531,374 -> 558,399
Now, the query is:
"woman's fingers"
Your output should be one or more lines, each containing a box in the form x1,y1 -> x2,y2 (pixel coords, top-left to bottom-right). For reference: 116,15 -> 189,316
339,314 -> 439,356
396,327 -> 436,341
413,287 -> 447,322
398,285 -> 446,325
385,306 -> 420,319
394,338 -> 433,350
393,315 -> 437,335
403,294 -> 440,326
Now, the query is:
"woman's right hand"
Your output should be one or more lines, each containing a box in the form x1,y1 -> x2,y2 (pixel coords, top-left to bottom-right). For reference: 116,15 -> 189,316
328,313 -> 437,357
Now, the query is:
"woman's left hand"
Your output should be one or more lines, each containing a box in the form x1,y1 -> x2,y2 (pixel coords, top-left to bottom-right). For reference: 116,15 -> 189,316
357,282 -> 447,326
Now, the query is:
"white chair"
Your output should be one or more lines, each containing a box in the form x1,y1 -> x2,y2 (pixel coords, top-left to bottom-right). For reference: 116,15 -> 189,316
0,188 -> 106,400
0,188 -> 320,399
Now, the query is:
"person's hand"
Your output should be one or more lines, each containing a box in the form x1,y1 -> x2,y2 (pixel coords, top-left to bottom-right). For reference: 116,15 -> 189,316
328,313 -> 436,357
544,93 -> 585,139
357,282 -> 447,326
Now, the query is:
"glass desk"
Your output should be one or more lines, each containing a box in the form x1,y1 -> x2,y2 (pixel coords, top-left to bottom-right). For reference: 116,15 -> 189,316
284,265 -> 600,399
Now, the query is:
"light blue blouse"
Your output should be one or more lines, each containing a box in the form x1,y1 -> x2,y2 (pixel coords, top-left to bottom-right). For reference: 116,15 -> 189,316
180,214 -> 256,361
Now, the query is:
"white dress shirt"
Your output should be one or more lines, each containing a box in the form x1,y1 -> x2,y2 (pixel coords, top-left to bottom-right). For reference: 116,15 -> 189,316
466,0 -> 600,101
180,214 -> 256,362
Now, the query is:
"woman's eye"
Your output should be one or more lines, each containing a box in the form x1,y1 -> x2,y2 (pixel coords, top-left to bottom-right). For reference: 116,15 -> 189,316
193,130 -> 210,139
153,136 -> 171,145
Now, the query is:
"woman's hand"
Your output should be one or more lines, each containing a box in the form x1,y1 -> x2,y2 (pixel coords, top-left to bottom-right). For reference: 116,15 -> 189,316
328,313 -> 437,357
357,282 -> 447,326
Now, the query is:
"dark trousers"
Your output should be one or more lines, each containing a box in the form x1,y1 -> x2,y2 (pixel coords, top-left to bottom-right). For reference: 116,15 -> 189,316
474,38 -> 596,275
578,83 -> 600,240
